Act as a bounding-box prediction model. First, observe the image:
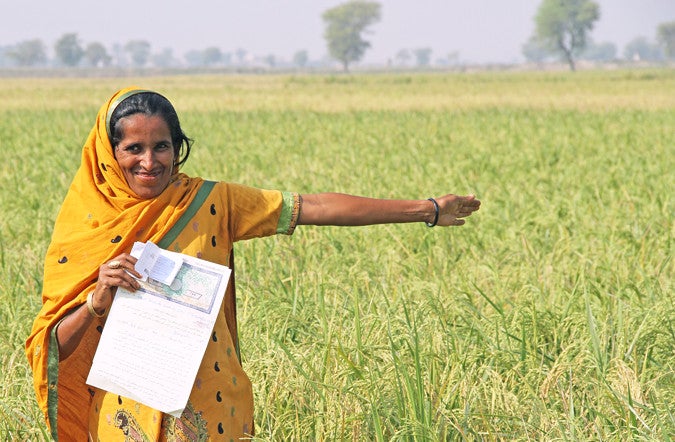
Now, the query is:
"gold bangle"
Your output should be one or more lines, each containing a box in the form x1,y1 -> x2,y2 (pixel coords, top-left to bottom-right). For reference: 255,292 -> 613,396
86,290 -> 106,318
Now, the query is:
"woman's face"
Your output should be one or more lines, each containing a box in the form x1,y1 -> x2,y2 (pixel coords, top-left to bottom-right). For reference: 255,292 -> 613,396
114,113 -> 175,199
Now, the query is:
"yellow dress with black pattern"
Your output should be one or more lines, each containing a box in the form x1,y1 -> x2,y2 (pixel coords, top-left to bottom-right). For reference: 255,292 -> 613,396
88,182 -> 299,441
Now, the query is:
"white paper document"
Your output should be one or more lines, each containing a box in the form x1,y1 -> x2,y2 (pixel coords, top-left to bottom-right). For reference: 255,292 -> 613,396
131,240 -> 183,285
87,242 -> 231,417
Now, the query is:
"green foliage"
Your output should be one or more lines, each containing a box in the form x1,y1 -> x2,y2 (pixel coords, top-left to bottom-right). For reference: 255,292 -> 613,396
534,0 -> 600,70
293,50 -> 309,68
412,48 -> 432,67
54,33 -> 84,67
624,37 -> 663,62
7,39 -> 46,67
203,47 -> 223,66
1,71 -> 674,440
657,21 -> 675,59
124,40 -> 151,67
84,42 -> 111,68
322,0 -> 381,72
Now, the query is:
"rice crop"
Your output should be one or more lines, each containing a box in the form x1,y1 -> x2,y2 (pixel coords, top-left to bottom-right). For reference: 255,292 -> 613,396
0,69 -> 673,440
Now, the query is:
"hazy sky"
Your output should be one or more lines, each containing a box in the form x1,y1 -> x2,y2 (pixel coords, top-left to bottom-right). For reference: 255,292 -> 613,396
1,0 -> 673,64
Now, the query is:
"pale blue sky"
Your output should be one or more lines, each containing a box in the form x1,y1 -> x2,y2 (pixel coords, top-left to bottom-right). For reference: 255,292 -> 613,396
1,0 -> 673,64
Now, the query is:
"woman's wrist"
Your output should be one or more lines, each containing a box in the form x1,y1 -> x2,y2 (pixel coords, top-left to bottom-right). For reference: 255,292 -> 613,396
425,198 -> 439,227
86,290 -> 107,318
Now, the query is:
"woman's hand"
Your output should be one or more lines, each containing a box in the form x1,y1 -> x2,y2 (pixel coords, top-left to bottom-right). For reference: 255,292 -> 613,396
56,253 -> 142,360
91,254 -> 142,316
433,194 -> 481,227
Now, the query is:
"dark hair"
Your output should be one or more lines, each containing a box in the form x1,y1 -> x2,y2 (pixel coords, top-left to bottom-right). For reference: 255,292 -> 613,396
108,92 -> 192,168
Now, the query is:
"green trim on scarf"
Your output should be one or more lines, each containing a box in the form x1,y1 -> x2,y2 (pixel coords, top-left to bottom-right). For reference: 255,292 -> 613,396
104,89 -> 153,141
47,327 -> 60,441
158,180 -> 215,249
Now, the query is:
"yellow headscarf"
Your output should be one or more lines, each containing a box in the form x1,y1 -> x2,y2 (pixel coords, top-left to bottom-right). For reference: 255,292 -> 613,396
26,87 -> 204,437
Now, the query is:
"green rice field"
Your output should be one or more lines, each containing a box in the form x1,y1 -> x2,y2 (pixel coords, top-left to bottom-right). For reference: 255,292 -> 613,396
1,70 -> 673,440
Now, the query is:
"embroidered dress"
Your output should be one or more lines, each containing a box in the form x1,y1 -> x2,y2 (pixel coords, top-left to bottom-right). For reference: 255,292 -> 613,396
89,182 -> 299,440
25,87 -> 300,440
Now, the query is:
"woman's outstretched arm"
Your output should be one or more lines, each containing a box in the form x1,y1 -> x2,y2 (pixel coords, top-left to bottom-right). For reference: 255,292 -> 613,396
297,193 -> 480,227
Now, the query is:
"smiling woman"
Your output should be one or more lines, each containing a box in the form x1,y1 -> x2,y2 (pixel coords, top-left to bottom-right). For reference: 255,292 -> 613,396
107,90 -> 192,200
24,86 -> 479,441
113,115 -> 176,199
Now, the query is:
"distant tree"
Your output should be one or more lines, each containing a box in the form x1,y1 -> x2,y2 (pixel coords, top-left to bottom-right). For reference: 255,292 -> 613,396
124,40 -> 151,67
656,21 -> 675,60
522,35 -> 550,64
322,0 -> 382,72
203,47 -> 222,66
412,47 -> 432,67
8,39 -> 46,66
581,40 -> 616,62
533,0 -> 600,71
84,42 -> 111,67
293,50 -> 309,67
264,54 -> 276,68
0,46 -> 11,67
55,33 -> 84,67
222,52 -> 232,66
623,37 -> 663,62
446,51 -> 460,66
111,43 -> 126,67
235,48 -> 247,65
184,50 -> 205,67
395,48 -> 411,66
152,48 -> 179,68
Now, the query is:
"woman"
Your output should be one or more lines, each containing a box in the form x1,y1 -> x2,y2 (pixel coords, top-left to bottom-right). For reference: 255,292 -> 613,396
26,87 -> 480,440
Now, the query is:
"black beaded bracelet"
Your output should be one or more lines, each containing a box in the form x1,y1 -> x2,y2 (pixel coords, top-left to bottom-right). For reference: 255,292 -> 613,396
426,198 -> 439,227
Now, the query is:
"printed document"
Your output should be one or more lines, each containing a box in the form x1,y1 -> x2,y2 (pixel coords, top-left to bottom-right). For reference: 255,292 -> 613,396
87,241 -> 231,417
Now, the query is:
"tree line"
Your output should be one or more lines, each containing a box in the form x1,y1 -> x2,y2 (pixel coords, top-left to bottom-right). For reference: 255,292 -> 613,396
524,0 -> 675,71
1,1 -> 674,72
0,35 -> 316,70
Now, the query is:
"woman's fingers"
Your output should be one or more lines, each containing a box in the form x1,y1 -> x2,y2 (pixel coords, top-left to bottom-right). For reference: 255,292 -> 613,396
455,196 -> 481,215
434,194 -> 481,226
100,254 -> 142,291
106,254 -> 142,278
106,271 -> 141,291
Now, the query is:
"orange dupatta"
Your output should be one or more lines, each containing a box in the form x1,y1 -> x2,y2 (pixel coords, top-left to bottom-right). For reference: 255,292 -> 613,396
25,87 -> 204,439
